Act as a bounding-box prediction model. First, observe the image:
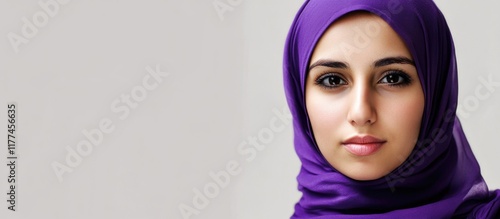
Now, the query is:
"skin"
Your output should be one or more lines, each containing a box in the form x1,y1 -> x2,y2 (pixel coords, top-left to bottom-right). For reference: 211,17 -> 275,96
305,12 -> 425,181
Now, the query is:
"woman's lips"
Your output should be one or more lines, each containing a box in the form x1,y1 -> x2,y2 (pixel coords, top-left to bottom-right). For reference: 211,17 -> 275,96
342,135 -> 386,156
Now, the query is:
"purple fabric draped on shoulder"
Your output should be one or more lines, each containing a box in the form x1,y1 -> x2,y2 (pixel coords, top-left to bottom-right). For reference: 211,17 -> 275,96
282,0 -> 500,218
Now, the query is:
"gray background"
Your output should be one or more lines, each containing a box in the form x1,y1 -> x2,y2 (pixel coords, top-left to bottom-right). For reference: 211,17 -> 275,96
0,0 -> 498,218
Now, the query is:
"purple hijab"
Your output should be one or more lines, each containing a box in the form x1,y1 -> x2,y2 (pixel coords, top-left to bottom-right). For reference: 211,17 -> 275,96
283,0 -> 500,218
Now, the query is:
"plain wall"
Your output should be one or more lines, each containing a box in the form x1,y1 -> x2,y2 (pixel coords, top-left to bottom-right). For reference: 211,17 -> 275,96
0,0 -> 498,218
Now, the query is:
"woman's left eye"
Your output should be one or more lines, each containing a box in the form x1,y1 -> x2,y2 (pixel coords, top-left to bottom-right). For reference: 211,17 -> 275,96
378,71 -> 412,87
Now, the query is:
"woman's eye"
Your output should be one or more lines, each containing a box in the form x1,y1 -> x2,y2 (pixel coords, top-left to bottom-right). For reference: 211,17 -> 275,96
316,74 -> 347,88
379,71 -> 412,87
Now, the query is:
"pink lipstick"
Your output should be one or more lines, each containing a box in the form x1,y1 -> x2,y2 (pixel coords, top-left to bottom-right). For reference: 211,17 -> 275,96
342,135 -> 386,156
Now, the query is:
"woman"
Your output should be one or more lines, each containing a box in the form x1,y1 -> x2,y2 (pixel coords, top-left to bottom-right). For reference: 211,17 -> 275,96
283,0 -> 500,218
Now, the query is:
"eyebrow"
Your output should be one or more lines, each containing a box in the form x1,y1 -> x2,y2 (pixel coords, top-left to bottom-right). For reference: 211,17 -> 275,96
374,56 -> 415,67
308,60 -> 348,71
308,56 -> 415,71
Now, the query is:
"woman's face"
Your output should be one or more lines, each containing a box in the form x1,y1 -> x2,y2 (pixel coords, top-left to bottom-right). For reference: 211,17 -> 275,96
305,13 -> 425,181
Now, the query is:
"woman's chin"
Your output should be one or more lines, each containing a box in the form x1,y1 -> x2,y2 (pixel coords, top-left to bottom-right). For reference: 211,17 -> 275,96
337,166 -> 391,181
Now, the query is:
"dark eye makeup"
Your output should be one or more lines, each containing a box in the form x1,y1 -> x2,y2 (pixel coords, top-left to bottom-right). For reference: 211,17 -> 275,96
313,70 -> 413,90
377,70 -> 413,87
314,73 -> 347,89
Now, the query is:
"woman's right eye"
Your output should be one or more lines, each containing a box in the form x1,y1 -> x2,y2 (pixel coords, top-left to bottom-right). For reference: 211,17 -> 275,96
315,74 -> 347,89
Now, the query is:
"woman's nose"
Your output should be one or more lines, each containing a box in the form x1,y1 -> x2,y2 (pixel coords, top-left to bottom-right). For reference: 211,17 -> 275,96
347,83 -> 377,126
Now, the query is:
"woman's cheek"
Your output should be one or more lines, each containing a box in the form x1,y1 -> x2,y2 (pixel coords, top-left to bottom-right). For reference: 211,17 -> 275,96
381,91 -> 424,139
307,93 -> 346,143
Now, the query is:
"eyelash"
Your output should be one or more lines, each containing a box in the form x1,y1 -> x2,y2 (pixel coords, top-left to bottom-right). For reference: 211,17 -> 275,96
379,70 -> 413,87
314,70 -> 413,89
314,73 -> 347,89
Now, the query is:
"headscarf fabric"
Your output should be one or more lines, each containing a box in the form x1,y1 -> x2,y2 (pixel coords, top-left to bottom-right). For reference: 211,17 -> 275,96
283,0 -> 500,218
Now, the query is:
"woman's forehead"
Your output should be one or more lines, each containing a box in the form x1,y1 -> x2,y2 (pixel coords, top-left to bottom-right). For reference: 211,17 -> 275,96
309,12 -> 412,67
